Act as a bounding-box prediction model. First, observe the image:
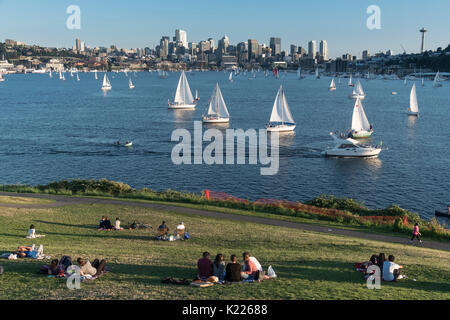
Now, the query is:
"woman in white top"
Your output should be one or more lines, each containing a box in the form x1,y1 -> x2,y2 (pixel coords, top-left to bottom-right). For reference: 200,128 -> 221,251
27,225 -> 45,239
114,218 -> 124,230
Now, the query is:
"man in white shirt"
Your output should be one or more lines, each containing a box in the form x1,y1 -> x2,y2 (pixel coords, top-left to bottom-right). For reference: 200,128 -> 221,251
176,222 -> 186,239
382,255 -> 403,282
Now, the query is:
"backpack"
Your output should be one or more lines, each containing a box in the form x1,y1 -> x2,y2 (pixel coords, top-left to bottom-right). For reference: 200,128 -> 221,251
184,231 -> 190,240
60,256 -> 72,270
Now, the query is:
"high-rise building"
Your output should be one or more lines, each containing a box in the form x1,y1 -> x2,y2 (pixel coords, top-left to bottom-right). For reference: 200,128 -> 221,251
308,40 -> 316,58
362,50 -> 370,60
290,45 -> 297,57
160,36 -> 170,58
75,38 -> 82,52
319,40 -> 328,61
270,37 -> 281,56
208,38 -> 215,52
218,35 -> 230,54
248,39 -> 259,61
175,29 -> 188,48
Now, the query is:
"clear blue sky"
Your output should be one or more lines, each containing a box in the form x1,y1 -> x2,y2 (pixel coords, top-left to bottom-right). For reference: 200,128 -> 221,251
0,0 -> 448,58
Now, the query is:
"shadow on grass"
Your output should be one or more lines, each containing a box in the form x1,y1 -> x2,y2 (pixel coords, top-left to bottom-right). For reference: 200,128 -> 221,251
34,220 -> 97,230
36,231 -> 161,242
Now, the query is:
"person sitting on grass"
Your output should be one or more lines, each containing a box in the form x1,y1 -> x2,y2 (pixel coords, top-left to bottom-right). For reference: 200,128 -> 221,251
213,254 -> 226,282
114,218 -> 124,230
225,254 -> 241,283
76,257 -> 107,277
377,253 -> 386,274
382,255 -> 403,282
103,217 -> 113,231
240,252 -> 259,281
98,216 -> 106,230
15,244 -> 43,259
158,221 -> 169,239
176,222 -> 186,240
197,252 -> 213,281
410,223 -> 423,244
27,225 -> 45,239
41,259 -> 64,275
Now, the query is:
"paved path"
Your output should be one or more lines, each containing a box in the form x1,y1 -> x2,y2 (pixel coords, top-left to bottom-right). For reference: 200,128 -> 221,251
1,192 -> 449,252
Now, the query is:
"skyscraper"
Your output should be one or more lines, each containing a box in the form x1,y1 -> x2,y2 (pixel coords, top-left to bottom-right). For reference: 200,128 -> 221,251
75,38 -> 81,51
175,29 -> 188,48
270,37 -> 281,56
160,36 -> 170,58
319,40 -> 328,61
308,40 -> 316,58
248,39 -> 259,61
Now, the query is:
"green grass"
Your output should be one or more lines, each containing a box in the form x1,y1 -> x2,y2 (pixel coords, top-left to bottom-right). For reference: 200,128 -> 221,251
0,204 -> 449,300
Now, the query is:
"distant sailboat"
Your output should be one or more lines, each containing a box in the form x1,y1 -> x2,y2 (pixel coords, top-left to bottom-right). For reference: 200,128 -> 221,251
195,90 -> 200,101
315,68 -> 320,79
421,77 -> 425,87
329,78 -> 336,91
404,76 -> 407,85
433,71 -> 443,87
266,85 -> 296,132
348,98 -> 373,138
76,73 -> 80,81
94,70 -> 98,80
348,74 -> 354,87
349,80 -> 365,100
62,73 -> 66,81
49,70 -> 52,78
229,72 -> 233,83
0,72 -> 4,82
102,73 -> 112,91
407,83 -> 419,116
128,78 -> 135,89
168,71 -> 196,109
59,71 -> 63,80
202,83 -> 230,123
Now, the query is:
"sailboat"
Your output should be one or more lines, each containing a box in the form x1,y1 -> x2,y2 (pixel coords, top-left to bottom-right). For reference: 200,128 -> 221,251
421,77 -> 425,87
433,71 -> 443,87
76,73 -> 80,81
349,80 -> 365,100
0,72 -> 4,82
128,78 -> 135,89
407,83 -> 419,116
348,74 -> 354,87
202,83 -> 230,123
329,78 -> 336,91
102,73 -> 112,91
59,71 -> 63,80
49,70 -> 52,78
62,73 -> 66,81
94,70 -> 98,80
195,90 -> 200,101
404,76 -> 408,85
168,71 -> 196,109
229,72 -> 233,83
315,68 -> 320,79
266,85 -> 296,132
348,98 -> 373,138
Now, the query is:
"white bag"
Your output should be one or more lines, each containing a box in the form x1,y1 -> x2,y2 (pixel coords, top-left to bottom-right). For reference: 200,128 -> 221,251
267,265 -> 277,278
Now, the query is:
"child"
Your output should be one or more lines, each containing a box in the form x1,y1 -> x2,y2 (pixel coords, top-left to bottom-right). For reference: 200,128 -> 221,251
411,223 -> 423,244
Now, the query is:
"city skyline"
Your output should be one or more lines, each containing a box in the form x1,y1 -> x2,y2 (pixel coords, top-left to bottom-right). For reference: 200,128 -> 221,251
0,0 -> 449,59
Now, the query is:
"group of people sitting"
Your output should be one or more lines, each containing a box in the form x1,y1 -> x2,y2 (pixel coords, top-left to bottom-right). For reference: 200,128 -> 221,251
40,256 -> 107,279
157,221 -> 188,240
197,251 -> 267,283
98,217 -> 123,231
357,252 -> 404,282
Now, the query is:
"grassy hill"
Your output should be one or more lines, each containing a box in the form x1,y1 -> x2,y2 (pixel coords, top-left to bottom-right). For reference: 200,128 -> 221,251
0,203 -> 449,300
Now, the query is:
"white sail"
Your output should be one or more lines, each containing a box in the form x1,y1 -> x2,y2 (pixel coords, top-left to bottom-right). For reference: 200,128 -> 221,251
356,81 -> 365,95
229,72 -> 233,82
76,73 -> 80,81
315,68 -> 319,78
49,70 -> 52,78
351,98 -> 371,132
409,83 -> 419,113
269,86 -> 295,124
174,71 -> 194,104
330,78 -> 336,88
206,83 -> 230,118
102,74 -> 111,89
59,71 -> 63,80
433,71 -> 442,87
94,70 -> 98,80
129,78 -> 134,88
348,75 -> 353,86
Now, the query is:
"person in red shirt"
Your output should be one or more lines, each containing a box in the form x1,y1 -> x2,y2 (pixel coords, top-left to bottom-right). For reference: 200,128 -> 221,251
411,223 -> 423,244
197,252 -> 213,280
240,252 -> 258,280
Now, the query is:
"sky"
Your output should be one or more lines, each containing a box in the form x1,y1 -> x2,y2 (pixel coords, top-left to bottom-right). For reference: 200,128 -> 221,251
0,0 -> 449,59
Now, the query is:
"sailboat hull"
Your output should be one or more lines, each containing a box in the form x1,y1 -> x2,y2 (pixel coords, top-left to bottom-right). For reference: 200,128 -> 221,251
407,110 -> 419,116
329,87 -> 336,91
168,103 -> 196,110
266,124 -> 296,132
202,117 -> 230,123
349,94 -> 365,100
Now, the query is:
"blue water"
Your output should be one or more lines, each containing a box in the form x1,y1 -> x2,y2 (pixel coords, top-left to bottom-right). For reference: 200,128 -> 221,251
0,71 -> 449,222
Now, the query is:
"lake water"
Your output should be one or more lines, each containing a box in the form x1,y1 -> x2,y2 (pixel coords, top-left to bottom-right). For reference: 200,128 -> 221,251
0,71 -> 449,222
